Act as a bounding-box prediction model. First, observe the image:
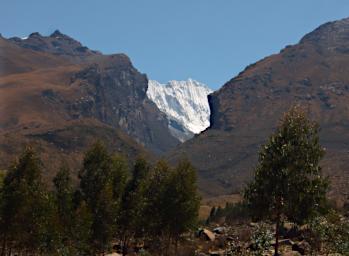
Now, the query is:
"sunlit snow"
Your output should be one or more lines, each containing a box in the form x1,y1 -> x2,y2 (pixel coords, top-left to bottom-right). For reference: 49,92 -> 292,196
147,79 -> 213,134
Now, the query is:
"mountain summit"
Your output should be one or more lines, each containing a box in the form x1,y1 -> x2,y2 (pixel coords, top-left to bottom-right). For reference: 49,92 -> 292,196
147,79 -> 213,141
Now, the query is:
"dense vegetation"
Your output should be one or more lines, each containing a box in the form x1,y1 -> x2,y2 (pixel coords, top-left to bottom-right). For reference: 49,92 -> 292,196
0,142 -> 200,255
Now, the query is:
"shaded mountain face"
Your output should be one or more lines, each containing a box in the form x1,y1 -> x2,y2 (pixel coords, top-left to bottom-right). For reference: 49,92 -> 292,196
0,31 -> 179,180
168,17 -> 349,204
147,79 -> 213,142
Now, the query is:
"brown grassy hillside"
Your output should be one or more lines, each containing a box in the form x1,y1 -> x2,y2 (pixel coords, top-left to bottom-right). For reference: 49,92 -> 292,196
168,18 -> 349,204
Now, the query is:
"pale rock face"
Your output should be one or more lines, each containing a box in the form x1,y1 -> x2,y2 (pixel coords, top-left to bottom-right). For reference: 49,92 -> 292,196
147,79 -> 213,141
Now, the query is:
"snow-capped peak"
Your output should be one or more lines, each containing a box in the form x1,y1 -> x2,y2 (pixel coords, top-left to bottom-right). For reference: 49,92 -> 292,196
147,79 -> 213,141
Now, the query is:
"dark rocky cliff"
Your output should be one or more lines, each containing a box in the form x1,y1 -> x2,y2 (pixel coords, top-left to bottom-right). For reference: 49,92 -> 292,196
0,31 -> 179,182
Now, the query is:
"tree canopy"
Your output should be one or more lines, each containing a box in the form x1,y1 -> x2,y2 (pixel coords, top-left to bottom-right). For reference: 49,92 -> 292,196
244,106 -> 329,255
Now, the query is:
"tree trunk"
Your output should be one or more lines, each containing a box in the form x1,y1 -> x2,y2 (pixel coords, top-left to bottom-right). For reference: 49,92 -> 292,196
174,238 -> 179,255
165,233 -> 171,256
122,236 -> 128,256
274,213 -> 280,256
1,235 -> 6,256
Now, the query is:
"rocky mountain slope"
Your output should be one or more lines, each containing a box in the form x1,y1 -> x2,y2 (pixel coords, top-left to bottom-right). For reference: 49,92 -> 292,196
168,17 -> 349,204
147,79 -> 212,141
0,30 -> 179,180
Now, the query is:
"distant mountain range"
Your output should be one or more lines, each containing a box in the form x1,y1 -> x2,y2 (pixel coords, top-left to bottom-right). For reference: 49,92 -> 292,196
147,79 -> 212,142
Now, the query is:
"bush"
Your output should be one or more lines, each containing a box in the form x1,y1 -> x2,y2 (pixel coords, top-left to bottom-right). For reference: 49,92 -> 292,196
249,224 -> 273,255
307,211 -> 349,254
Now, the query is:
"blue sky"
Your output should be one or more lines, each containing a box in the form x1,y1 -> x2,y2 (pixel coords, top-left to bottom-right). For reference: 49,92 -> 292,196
1,1 -> 348,89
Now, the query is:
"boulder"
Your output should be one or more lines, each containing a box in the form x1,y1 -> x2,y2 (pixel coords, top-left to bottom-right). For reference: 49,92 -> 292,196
213,227 -> 225,234
197,228 -> 216,241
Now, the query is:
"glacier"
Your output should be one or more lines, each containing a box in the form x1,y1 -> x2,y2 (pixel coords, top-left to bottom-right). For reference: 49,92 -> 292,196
147,79 -> 213,142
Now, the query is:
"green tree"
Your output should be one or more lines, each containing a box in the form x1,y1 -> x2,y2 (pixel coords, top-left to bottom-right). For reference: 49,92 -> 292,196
110,154 -> 129,213
72,201 -> 93,255
119,157 -> 150,255
244,107 -> 329,256
0,147 -> 53,255
143,160 -> 171,249
79,142 -> 126,254
53,165 -> 75,253
165,159 -> 200,253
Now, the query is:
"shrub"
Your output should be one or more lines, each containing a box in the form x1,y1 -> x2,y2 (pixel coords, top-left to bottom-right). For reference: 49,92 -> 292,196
249,224 -> 273,256
307,211 -> 349,254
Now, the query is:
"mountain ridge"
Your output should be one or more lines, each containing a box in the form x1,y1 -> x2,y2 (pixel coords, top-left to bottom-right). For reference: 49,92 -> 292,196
0,30 -> 179,181
168,17 -> 349,205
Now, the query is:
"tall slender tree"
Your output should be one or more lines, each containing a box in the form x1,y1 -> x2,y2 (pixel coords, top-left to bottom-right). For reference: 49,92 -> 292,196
244,107 -> 329,256
143,160 -> 171,249
119,157 -> 150,255
72,201 -> 93,255
166,159 -> 200,251
79,142 -> 123,254
53,165 -> 74,252
0,147 -> 52,255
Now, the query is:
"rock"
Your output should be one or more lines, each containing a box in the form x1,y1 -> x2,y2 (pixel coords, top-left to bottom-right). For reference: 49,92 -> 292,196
213,226 -> 225,234
197,228 -> 215,241
292,241 -> 311,255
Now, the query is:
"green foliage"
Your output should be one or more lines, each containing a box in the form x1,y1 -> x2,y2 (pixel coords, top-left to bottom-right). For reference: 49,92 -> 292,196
53,165 -> 75,254
119,157 -> 149,241
72,201 -> 93,255
79,142 -> 127,254
54,165 -> 74,232
244,107 -> 329,223
307,210 -> 349,254
0,147 -> 54,253
244,107 -> 329,255
143,159 -> 200,254
249,224 -> 273,256
0,143 -> 201,255
166,159 -> 200,238
143,160 -> 170,241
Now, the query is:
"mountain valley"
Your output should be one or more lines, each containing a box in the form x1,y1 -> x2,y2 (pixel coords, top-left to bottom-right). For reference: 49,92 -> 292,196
1,18 -> 349,206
